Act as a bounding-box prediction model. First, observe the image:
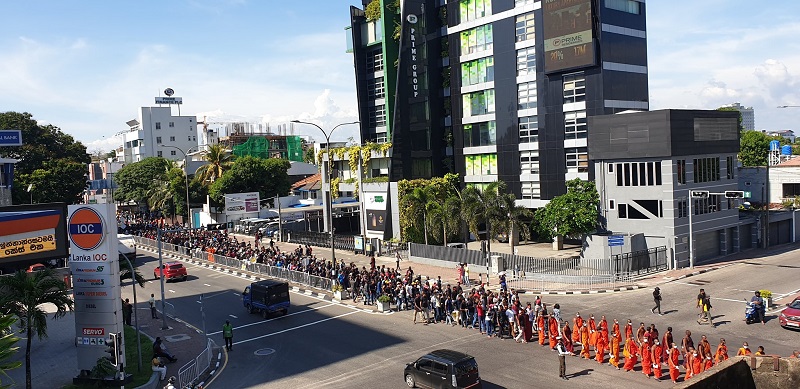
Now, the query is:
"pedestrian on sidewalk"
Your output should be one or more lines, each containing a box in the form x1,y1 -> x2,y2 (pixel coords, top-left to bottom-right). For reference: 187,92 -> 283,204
123,298 -> 133,326
556,337 -> 570,380
395,252 -> 401,270
223,320 -> 233,351
651,287 -> 663,315
149,293 -> 158,319
696,288 -> 706,317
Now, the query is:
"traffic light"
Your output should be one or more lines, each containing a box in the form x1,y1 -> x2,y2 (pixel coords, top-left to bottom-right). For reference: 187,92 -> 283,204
690,190 -> 709,198
724,191 -> 744,199
104,332 -> 121,367
227,221 -> 234,229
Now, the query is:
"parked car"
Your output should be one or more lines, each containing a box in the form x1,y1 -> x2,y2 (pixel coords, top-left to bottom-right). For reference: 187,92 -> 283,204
404,350 -> 481,389
26,263 -> 47,273
780,298 -> 800,329
154,262 -> 188,282
242,280 -> 290,318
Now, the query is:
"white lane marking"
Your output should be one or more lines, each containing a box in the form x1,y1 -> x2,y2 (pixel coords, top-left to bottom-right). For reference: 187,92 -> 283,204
229,315 -> 238,319
232,292 -> 241,297
206,303 -> 335,336
714,297 -> 747,303
204,283 -> 212,287
168,289 -> 176,293
196,300 -> 202,304
775,288 -> 800,300
232,311 -> 358,346
724,287 -> 755,292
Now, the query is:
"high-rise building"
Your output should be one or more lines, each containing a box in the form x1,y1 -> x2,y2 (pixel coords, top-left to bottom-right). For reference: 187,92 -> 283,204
348,0 -> 649,236
121,106 -> 198,164
720,102 -> 755,131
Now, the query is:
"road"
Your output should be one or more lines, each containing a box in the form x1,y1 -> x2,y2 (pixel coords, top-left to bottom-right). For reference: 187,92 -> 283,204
128,244 -> 800,389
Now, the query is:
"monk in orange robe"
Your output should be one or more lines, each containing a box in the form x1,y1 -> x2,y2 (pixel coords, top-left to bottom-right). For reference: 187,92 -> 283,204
548,316 -> 559,349
641,337 -> 652,377
599,315 -> 609,342
624,319 -> 633,341
685,348 -> 696,381
580,323 -> 591,359
608,331 -> 621,369
595,323 -> 607,364
691,349 -> 703,379
612,319 -> 620,341
715,338 -> 728,365
652,340 -> 664,380
736,342 -> 751,356
623,337 -> 638,372
562,322 -> 574,354
536,314 -> 546,345
572,313 -> 583,345
588,315 -> 598,351
704,355 -> 713,371
667,343 -> 681,384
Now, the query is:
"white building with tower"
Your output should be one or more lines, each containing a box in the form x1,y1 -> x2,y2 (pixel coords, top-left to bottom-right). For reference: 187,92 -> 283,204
121,92 -> 199,163
722,102 -> 755,131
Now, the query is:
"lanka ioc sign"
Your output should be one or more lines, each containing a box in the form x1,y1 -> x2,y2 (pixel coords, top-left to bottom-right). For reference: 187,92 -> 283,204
69,207 -> 105,250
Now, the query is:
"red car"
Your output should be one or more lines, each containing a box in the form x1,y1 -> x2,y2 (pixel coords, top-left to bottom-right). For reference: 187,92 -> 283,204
154,262 -> 188,282
26,263 -> 47,273
780,298 -> 800,329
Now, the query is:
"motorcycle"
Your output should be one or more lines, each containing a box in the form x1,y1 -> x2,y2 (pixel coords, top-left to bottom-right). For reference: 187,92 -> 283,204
744,300 -> 758,324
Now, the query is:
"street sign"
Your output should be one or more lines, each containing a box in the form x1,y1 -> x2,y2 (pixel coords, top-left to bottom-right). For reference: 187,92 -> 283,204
155,96 -> 182,105
744,191 -> 752,198
690,190 -> 709,198
0,130 -> 22,146
608,235 -> 624,247
724,191 -> 744,199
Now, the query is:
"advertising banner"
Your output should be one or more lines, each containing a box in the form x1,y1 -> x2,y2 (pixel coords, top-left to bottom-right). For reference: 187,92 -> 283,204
366,210 -> 387,232
0,203 -> 69,264
225,192 -> 260,215
542,0 -> 597,73
68,204 -> 123,373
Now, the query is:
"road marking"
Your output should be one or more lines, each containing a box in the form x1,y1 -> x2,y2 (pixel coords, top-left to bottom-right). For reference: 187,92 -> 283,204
232,311 -> 358,346
714,297 -> 747,303
775,287 -> 800,300
206,303 -> 336,336
168,289 -> 175,293
229,314 -> 238,319
196,300 -> 202,304
724,287 -> 755,292
204,283 -> 211,287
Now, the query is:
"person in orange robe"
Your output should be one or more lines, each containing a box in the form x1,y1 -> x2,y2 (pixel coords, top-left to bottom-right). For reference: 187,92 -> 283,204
623,337 -> 639,372
685,347 -> 696,381
599,315 -> 609,342
691,349 -> 703,378
537,314 -> 547,345
704,355 -> 713,371
548,316 -> 559,349
572,313 -> 584,345
624,319 -> 633,341
641,337 -> 652,378
652,339 -> 664,380
736,342 -> 751,356
715,338 -> 728,365
608,330 -> 621,369
580,323 -> 591,359
595,323 -> 607,364
562,322 -> 574,354
588,315 -> 598,351
667,343 -> 681,384
612,319 -> 620,341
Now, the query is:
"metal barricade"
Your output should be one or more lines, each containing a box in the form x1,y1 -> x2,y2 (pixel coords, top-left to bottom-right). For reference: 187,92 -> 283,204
177,338 -> 216,389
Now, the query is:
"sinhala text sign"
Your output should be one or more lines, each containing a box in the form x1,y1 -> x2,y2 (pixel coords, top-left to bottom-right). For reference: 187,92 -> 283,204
67,204 -> 124,372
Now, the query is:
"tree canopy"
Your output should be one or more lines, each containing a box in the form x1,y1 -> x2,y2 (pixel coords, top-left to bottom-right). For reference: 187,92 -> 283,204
533,178 -> 599,240
208,156 -> 291,204
114,157 -> 171,204
739,130 -> 773,166
0,111 -> 91,204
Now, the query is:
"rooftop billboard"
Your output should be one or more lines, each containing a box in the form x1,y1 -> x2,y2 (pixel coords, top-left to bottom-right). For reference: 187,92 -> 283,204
542,0 -> 597,74
0,203 -> 69,264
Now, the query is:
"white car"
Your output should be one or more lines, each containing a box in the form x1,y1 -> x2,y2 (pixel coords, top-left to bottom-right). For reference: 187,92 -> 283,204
118,234 -> 137,260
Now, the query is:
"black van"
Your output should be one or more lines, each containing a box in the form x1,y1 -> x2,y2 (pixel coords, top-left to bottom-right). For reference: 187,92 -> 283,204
404,349 -> 481,389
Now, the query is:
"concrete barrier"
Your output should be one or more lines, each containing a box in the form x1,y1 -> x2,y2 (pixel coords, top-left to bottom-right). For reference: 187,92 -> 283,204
133,372 -> 161,389
675,356 -> 800,389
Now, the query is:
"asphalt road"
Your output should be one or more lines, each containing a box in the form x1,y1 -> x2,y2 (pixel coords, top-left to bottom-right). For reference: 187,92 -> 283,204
129,245 -> 800,389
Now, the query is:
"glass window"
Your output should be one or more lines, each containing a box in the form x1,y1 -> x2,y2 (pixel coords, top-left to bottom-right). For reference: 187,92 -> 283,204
169,122 -> 174,128
520,150 -> 539,174
369,105 -> 386,127
605,0 -> 641,14
519,116 -> 538,143
157,151 -> 162,157
517,47 -> 536,76
564,111 -> 587,140
169,136 -> 175,141
155,122 -> 162,130
463,121 -> 496,147
515,12 -> 535,42
563,74 -> 586,104
367,78 -> 385,99
366,49 -> 383,72
463,89 -> 495,117
460,25 -> 493,55
156,136 -> 162,144
518,82 -> 537,110
566,147 -> 588,173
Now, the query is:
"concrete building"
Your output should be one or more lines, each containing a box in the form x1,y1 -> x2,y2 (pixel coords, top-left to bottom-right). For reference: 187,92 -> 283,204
721,102 -> 755,131
0,158 -> 17,206
121,106 -> 198,164
589,109 -> 745,267
348,0 -> 650,239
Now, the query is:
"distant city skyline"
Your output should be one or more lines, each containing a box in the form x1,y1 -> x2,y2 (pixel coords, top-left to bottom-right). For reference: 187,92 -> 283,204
1,1 -> 798,153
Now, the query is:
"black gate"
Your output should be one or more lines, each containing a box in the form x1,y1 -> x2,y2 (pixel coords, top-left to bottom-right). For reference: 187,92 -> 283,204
612,246 -> 668,275
285,230 -> 355,252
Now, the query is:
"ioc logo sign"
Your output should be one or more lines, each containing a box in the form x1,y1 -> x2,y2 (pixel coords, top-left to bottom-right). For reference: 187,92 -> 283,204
69,207 -> 105,251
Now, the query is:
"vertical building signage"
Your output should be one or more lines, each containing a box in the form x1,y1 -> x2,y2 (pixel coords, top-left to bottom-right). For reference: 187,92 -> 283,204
68,204 -> 124,371
542,0 -> 597,73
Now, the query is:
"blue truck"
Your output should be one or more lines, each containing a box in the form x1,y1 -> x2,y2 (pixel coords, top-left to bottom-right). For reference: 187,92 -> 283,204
242,280 -> 290,318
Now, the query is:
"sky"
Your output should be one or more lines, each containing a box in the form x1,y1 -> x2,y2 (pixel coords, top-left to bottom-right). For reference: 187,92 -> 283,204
1,0 -> 799,154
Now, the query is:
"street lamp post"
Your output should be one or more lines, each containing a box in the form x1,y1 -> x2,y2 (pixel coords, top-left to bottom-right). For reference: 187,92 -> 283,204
290,120 -> 359,262
160,145 -> 197,231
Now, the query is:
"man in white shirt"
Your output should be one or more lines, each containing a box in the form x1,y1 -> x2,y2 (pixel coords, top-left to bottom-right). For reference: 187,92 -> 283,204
557,337 -> 571,380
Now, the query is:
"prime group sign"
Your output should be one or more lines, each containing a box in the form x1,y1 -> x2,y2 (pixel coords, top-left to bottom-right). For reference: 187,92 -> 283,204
67,204 -> 124,372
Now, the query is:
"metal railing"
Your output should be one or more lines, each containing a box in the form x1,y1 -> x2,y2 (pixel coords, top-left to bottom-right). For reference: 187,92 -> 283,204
409,243 -> 486,265
611,246 -> 668,275
510,272 -> 637,292
285,230 -> 355,251
133,236 -> 334,292
177,338 -> 216,389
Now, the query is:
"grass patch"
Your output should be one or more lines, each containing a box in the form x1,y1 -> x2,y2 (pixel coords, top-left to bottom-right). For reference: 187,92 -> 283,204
63,326 -> 154,388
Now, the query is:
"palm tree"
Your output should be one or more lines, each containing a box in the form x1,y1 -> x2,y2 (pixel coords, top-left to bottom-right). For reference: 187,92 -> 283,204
404,187 -> 433,244
461,181 -> 505,253
195,144 -> 233,186
427,195 -> 461,246
0,314 -> 22,389
0,269 -> 73,389
496,191 -> 533,252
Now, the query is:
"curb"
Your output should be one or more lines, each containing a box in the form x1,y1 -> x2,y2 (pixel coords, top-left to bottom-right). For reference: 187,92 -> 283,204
519,285 -> 646,295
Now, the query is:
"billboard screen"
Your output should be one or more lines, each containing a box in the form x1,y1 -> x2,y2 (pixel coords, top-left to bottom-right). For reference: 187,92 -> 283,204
225,192 -> 260,215
0,203 -> 69,264
542,0 -> 596,74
